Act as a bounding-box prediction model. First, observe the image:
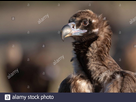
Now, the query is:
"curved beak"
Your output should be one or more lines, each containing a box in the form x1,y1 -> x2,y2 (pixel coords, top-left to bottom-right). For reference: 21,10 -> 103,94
60,22 -> 87,41
61,24 -> 72,41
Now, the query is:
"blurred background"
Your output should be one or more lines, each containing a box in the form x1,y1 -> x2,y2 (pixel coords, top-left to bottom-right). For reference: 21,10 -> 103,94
0,1 -> 136,92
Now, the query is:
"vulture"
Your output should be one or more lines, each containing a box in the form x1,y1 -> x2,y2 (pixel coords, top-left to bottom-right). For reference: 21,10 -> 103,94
58,9 -> 136,93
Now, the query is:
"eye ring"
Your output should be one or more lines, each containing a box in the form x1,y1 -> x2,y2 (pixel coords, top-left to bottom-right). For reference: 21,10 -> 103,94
82,20 -> 89,26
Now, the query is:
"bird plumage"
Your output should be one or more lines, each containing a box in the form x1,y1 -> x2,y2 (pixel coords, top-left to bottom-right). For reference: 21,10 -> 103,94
59,9 -> 136,93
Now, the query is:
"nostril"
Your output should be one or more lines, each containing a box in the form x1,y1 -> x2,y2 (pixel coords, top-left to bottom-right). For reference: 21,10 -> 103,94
72,24 -> 75,28
72,24 -> 76,29
68,22 -> 76,29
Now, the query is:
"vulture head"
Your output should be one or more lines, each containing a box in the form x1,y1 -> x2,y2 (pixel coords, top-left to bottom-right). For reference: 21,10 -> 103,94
61,9 -> 112,43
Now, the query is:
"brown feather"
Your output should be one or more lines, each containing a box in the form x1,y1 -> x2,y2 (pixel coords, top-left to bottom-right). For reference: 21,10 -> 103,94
59,9 -> 136,93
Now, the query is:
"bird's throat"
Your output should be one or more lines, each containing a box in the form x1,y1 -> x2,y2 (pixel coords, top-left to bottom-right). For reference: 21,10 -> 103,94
72,35 -> 111,83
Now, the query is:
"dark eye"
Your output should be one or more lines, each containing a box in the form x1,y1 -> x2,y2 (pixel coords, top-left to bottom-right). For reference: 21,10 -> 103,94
82,20 -> 89,26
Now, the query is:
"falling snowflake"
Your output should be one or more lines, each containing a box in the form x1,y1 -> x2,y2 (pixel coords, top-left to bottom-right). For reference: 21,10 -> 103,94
12,44 -> 15,48
27,58 -> 30,61
119,58 -> 121,61
58,31 -> 60,34
27,31 -> 30,34
11,16 -> 15,21
27,3 -> 30,7
119,4 -> 121,7
42,44 -> 45,48
42,72 -> 45,75
119,31 -> 121,34
27,85 -> 30,89
103,17 -> 106,20
58,3 -> 60,6
89,3 -> 91,6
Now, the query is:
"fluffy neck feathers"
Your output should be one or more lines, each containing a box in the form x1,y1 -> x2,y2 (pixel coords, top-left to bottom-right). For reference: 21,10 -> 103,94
72,19 -> 121,85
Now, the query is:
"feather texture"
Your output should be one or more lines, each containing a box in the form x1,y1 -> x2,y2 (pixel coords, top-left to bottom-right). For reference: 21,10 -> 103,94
59,9 -> 136,93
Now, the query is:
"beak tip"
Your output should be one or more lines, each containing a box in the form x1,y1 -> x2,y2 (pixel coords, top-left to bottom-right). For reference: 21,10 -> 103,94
61,33 -> 64,41
60,24 -> 72,41
62,39 -> 64,42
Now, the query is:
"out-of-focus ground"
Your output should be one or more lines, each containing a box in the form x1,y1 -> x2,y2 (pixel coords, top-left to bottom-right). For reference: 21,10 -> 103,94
0,1 -> 136,92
